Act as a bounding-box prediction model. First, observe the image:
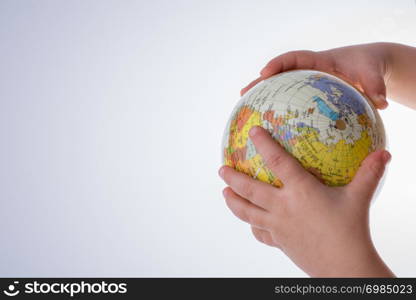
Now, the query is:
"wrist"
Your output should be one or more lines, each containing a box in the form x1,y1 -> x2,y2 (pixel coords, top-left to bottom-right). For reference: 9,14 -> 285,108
312,241 -> 394,278
376,42 -> 396,88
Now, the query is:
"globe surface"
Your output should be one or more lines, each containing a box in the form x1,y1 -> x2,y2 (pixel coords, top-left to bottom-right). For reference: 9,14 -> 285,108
222,70 -> 386,187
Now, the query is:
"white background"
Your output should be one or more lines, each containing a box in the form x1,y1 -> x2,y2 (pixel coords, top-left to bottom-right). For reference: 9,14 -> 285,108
0,0 -> 415,277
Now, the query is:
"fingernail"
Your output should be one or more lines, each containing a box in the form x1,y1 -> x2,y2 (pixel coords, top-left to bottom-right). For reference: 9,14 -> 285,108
218,166 -> 225,178
249,126 -> 261,137
375,94 -> 388,108
382,151 -> 391,164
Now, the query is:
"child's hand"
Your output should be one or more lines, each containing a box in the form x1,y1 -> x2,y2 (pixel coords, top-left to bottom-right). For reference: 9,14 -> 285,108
219,126 -> 394,277
241,43 -> 390,109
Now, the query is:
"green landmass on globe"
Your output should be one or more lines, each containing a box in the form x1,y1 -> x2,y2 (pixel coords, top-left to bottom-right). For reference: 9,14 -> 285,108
221,70 -> 386,187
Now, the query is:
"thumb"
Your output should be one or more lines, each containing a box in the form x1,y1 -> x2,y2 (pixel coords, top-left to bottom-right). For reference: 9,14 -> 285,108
359,71 -> 388,110
347,150 -> 391,201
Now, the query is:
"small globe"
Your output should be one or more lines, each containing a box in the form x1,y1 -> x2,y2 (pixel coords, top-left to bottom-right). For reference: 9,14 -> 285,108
221,70 -> 386,187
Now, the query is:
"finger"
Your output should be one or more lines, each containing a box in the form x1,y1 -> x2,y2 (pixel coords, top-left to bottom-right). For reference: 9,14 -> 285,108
223,187 -> 270,230
248,126 -> 315,186
219,165 -> 278,211
260,50 -> 322,78
347,150 -> 391,201
358,71 -> 388,109
241,77 -> 263,96
251,226 -> 275,247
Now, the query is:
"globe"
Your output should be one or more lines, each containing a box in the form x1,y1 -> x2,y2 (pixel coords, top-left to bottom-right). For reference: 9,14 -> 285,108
221,70 -> 386,187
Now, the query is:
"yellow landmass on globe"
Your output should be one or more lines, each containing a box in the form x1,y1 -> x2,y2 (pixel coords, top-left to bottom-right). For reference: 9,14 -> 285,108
291,127 -> 372,186
224,105 -> 373,187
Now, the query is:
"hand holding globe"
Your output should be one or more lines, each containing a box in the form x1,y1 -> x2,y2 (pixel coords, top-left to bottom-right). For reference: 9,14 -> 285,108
219,69 -> 391,276
218,70 -> 392,277
217,42 -> 414,277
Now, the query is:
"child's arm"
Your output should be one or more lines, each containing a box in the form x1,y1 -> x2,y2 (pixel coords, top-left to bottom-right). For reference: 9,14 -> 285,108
385,43 -> 416,109
219,126 -> 394,277
241,42 -> 416,109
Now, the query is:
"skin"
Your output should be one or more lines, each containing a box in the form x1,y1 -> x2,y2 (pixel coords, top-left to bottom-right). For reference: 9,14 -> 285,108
220,42 -> 416,277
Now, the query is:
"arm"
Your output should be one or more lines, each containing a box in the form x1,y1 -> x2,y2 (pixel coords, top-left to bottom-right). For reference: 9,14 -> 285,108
385,43 -> 416,109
